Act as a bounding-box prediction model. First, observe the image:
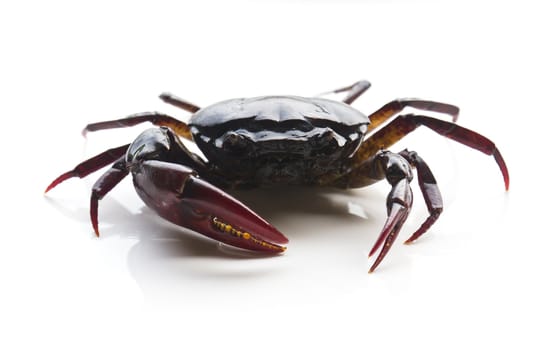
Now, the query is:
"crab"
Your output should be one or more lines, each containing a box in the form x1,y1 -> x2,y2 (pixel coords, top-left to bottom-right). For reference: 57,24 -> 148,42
45,80 -> 509,272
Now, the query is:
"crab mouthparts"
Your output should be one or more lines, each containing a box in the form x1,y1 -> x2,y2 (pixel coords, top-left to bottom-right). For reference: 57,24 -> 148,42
211,216 -> 287,252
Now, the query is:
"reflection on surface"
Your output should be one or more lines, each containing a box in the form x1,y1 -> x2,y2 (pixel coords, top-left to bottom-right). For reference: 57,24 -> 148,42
46,183 -> 390,302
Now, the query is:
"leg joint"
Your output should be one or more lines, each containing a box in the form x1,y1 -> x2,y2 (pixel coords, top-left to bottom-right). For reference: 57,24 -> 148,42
378,150 -> 414,185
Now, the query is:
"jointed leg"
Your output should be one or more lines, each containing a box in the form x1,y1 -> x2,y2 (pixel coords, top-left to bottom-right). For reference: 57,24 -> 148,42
45,127 -> 210,237
366,99 -> 460,132
159,92 -> 201,113
332,80 -> 371,105
44,144 -> 130,193
326,113 -> 509,272
82,112 -> 194,141
398,149 -> 443,243
332,148 -> 444,271
320,80 -> 459,131
90,157 -> 129,236
45,145 -> 131,236
317,80 -> 371,105
351,114 -> 509,189
364,151 -> 414,273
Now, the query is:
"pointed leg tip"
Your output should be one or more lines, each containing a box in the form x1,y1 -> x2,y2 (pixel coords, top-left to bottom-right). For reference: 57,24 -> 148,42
92,214 -> 101,237
404,220 -> 435,245
404,234 -> 421,244
45,180 -> 60,193
368,259 -> 382,273
358,80 -> 372,89
44,184 -> 54,194
92,218 -> 100,237
159,92 -> 175,104
45,171 -> 76,194
492,147 -> 510,191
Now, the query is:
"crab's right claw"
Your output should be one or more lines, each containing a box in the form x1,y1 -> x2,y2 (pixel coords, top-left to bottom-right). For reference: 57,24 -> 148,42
134,160 -> 288,253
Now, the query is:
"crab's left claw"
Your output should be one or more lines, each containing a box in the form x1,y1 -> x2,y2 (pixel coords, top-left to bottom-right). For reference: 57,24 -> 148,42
134,160 -> 288,253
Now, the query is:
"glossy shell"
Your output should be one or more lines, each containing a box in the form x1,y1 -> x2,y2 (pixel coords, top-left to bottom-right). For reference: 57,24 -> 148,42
189,96 -> 369,187
190,96 -> 368,127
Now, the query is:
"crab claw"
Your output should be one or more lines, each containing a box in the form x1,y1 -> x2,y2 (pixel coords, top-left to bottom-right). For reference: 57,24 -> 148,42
133,160 -> 288,253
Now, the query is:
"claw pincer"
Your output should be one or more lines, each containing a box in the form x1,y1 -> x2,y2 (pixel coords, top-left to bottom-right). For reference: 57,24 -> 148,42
133,159 -> 287,252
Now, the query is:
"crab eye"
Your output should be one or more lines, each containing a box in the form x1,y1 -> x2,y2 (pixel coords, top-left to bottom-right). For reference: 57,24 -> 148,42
316,129 -> 342,155
221,132 -> 250,153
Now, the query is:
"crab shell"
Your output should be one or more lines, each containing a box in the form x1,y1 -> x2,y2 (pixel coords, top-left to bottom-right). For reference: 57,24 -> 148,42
189,96 -> 368,187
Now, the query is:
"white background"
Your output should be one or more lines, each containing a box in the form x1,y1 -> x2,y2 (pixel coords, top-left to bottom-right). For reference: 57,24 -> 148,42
1,0 -> 555,349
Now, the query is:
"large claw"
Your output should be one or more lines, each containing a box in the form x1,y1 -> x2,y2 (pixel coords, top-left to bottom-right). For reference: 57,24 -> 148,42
133,160 -> 288,253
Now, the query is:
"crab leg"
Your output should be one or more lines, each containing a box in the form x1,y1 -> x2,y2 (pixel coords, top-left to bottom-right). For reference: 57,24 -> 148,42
82,112 -> 194,141
399,150 -> 443,244
366,99 -> 460,132
44,144 -> 130,193
318,80 -> 372,105
336,80 -> 372,105
367,151 -> 414,273
352,114 -> 509,190
159,92 -> 201,113
327,114 -> 509,272
89,157 -> 130,236
45,146 -> 131,236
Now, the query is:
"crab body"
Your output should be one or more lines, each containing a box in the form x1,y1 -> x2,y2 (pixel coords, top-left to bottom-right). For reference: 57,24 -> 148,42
45,80 -> 509,272
189,96 -> 368,187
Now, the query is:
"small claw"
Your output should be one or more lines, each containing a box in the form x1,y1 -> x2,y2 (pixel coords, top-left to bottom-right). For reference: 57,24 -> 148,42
135,160 -> 288,253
